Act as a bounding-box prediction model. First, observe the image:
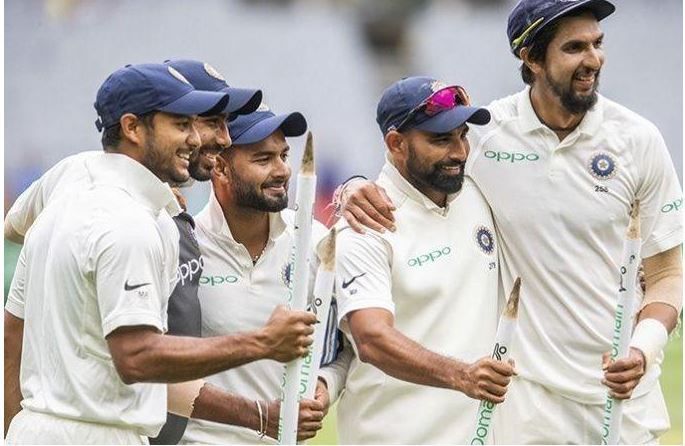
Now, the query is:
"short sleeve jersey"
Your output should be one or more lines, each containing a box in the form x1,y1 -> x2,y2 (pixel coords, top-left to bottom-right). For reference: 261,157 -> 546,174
15,153 -> 181,436
467,88 -> 683,403
334,160 -> 501,444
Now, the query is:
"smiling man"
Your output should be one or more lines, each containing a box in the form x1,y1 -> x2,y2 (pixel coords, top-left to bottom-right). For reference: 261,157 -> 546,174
180,104 -> 350,444
333,77 -> 515,444
339,1 -> 682,443
4,64 -> 317,444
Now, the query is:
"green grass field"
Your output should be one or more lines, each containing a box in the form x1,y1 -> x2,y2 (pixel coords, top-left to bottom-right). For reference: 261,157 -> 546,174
3,241 -> 682,444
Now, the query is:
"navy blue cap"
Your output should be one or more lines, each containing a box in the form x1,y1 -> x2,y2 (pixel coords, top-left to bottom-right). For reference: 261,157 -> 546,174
165,59 -> 262,115
94,63 -> 229,131
229,103 -> 307,145
508,0 -> 615,57
376,76 -> 490,135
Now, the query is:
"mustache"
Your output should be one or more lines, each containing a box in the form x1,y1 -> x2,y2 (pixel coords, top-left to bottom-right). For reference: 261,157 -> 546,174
435,160 -> 465,169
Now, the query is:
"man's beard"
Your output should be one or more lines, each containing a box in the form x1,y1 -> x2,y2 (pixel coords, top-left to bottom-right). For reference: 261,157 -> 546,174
188,145 -> 221,181
546,68 -> 600,114
406,142 -> 465,195
142,130 -> 189,184
228,162 -> 289,212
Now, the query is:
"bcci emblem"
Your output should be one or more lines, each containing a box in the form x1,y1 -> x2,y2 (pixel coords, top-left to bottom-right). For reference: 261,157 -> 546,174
588,152 -> 617,180
474,226 -> 495,255
430,80 -> 448,92
257,102 -> 270,112
203,63 -> 225,81
280,262 -> 292,287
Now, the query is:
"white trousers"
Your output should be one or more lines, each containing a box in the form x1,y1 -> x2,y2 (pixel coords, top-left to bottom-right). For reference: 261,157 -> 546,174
493,377 -> 670,444
6,409 -> 148,445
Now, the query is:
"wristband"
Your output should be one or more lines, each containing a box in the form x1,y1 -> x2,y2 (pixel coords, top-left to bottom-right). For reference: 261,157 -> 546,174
629,318 -> 668,370
167,379 -> 205,417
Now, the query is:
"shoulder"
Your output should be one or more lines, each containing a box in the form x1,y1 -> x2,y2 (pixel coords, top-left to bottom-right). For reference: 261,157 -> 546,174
599,96 -> 663,142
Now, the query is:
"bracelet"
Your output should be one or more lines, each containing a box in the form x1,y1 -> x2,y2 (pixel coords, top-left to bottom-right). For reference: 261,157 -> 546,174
261,400 -> 269,440
629,318 -> 668,370
332,175 -> 368,217
255,400 -> 265,439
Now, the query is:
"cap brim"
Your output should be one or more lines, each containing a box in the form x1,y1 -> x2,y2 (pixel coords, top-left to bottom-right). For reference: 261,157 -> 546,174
233,112 -> 308,145
224,87 -> 263,115
158,90 -> 229,116
414,106 -> 491,133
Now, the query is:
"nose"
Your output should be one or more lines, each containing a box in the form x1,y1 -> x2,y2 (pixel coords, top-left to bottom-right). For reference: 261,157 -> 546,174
272,155 -> 291,180
448,138 -> 469,162
188,124 -> 201,150
584,46 -> 604,71
217,121 -> 231,149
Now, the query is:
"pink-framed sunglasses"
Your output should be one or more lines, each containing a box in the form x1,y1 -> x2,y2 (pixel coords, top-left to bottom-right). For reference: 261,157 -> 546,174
395,86 -> 471,131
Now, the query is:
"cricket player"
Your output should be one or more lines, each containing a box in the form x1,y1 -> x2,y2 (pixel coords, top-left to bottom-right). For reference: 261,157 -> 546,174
332,77 -> 515,444
180,103 -> 352,444
4,63 -> 317,444
338,1 -> 682,443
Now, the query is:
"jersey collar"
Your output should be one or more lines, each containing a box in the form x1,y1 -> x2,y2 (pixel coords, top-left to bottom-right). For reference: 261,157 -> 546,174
85,153 -> 181,216
518,86 -> 604,137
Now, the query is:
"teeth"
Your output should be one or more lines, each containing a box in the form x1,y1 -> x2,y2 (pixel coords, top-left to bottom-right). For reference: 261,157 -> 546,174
178,153 -> 190,161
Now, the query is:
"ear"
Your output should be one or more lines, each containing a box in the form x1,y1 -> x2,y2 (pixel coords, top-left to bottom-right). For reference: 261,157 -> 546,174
212,154 -> 231,184
384,130 -> 407,157
519,47 -> 543,77
119,113 -> 145,146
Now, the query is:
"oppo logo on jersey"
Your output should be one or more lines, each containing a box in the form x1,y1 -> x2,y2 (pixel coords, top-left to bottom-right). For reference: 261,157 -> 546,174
177,257 -> 204,287
407,246 -> 451,267
199,275 -> 239,286
661,198 -> 682,213
484,150 -> 540,163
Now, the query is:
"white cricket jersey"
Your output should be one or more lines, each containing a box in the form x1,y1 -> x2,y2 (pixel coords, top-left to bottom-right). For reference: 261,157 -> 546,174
335,160 -> 501,444
182,191 -> 332,445
4,150 -> 103,242
12,153 -> 180,437
467,88 -> 683,404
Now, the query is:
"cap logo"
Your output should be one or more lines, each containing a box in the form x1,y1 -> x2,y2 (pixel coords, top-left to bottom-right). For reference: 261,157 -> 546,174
511,17 -> 545,51
257,102 -> 270,112
203,63 -> 225,81
167,66 -> 191,85
430,80 -> 448,92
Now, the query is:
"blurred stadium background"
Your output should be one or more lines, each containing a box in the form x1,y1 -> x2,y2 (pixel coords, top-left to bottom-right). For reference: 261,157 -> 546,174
4,0 -> 682,444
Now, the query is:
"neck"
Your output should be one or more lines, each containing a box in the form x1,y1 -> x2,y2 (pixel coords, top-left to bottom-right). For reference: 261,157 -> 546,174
529,85 -> 584,139
219,196 -> 270,259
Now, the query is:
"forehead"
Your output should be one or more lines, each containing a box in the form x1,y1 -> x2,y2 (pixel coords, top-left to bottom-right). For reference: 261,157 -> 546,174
552,12 -> 603,44
237,131 -> 288,154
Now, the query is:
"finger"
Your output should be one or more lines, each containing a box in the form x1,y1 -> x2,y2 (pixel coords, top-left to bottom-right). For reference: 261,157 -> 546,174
489,360 -> 515,376
301,325 -> 315,336
604,368 -> 643,385
364,188 -> 396,223
606,357 -> 641,373
294,311 -> 318,324
377,185 -> 397,213
299,421 -> 323,431
357,199 -> 395,232
297,430 -> 317,441
480,391 -> 506,404
482,373 -> 511,387
482,381 -> 509,397
342,209 -> 366,235
300,398 -> 324,412
602,378 -> 639,396
609,389 -> 635,400
347,204 -> 388,234
601,351 -> 612,370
